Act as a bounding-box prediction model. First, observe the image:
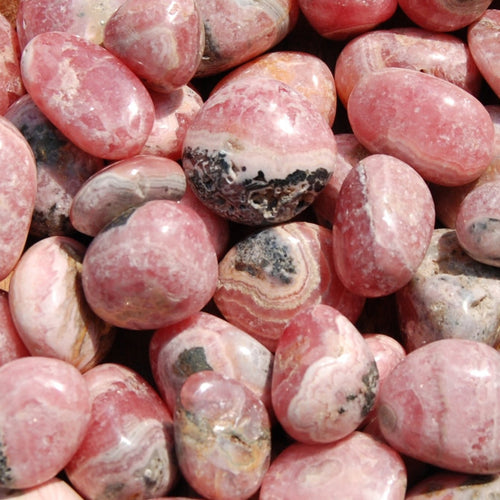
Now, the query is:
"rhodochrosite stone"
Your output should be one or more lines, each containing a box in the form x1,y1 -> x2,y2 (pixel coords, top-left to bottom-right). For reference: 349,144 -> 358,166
174,371 -> 271,500
468,9 -> 500,99
70,155 -> 186,237
5,94 -> 104,238
332,154 -> 435,297
182,77 -> 337,226
194,0 -> 298,77
259,432 -> 407,500
334,27 -> 482,107
398,0 -> 492,32
212,50 -> 337,126
0,356 -> 91,489
149,311 -> 273,415
378,338 -> 500,474
348,67 -> 495,186
8,236 -> 116,371
298,0 -> 397,40
0,115 -> 36,281
455,180 -> 500,266
82,200 -> 218,330
0,477 -> 85,499
272,304 -> 378,444
16,0 -> 125,49
103,0 -> 204,93
65,363 -> 178,499
20,31 -> 155,160
0,290 -> 29,367
214,221 -> 365,351
396,228 -> 500,352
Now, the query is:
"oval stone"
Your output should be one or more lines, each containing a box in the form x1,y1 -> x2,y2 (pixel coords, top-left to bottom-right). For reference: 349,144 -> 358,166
378,338 -> 500,474
20,31 -> 155,160
348,67 -> 495,186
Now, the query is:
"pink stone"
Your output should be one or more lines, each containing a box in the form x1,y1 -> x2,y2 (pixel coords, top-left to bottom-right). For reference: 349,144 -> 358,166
16,0 -> 126,49
182,77 -> 337,225
82,200 -> 218,330
141,86 -> 203,161
312,133 -> 369,227
8,236 -> 116,372
194,0 -> 298,77
259,432 -> 407,499
272,304 -> 378,444
378,338 -> 500,474
468,9 -> 500,99
0,14 -> 24,115
396,228 -> 500,352
174,371 -> 271,500
20,31 -> 155,160
214,221 -> 365,352
0,115 -> 37,281
332,154 -> 435,297
65,363 -> 178,499
397,0 -> 492,32
70,154 -> 186,237
334,27 -> 482,107
212,50 -> 337,127
0,356 -> 91,489
298,0 -> 397,40
455,180 -> 500,267
149,311 -> 274,415
0,290 -> 29,368
349,68 -> 495,186
103,0 -> 204,93
5,94 -> 104,238
0,477 -> 84,499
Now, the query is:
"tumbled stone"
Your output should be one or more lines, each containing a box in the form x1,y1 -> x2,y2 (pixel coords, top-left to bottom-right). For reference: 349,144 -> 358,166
0,290 -> 28,368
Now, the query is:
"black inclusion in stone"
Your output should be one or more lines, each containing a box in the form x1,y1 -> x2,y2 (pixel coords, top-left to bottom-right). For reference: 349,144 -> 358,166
0,442 -> 13,487
173,347 -> 213,378
361,361 -> 379,417
100,205 -> 137,233
234,229 -> 296,284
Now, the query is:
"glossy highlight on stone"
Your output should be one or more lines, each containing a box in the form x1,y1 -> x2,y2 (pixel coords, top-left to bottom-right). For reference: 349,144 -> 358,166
272,304 -> 379,444
70,155 -> 186,237
8,236 -> 116,372
82,200 -> 218,330
348,67 -> 495,186
0,356 -> 91,489
182,76 -> 336,226
65,363 -> 178,499
378,338 -> 500,474
21,31 -> 155,160
174,371 -> 271,500
214,221 -> 365,351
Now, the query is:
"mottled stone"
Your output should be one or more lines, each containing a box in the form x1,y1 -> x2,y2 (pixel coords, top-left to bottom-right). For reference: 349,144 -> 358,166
348,67 -> 494,186
335,27 -> 482,107
212,50 -> 337,126
70,155 -> 186,237
8,236 -> 116,372
396,228 -> 500,352
5,94 -> 104,238
194,0 -> 298,77
378,338 -> 500,474
16,0 -> 126,49
0,115 -> 37,281
298,0 -> 397,40
214,221 -> 365,351
65,363 -> 178,499
398,0 -> 492,32
149,311 -> 273,415
259,432 -> 407,499
82,200 -> 218,330
272,304 -> 379,444
182,77 -> 337,225
0,356 -> 91,489
20,31 -> 155,160
174,371 -> 271,500
332,154 -> 435,297
0,290 -> 28,368
103,0 -> 204,93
